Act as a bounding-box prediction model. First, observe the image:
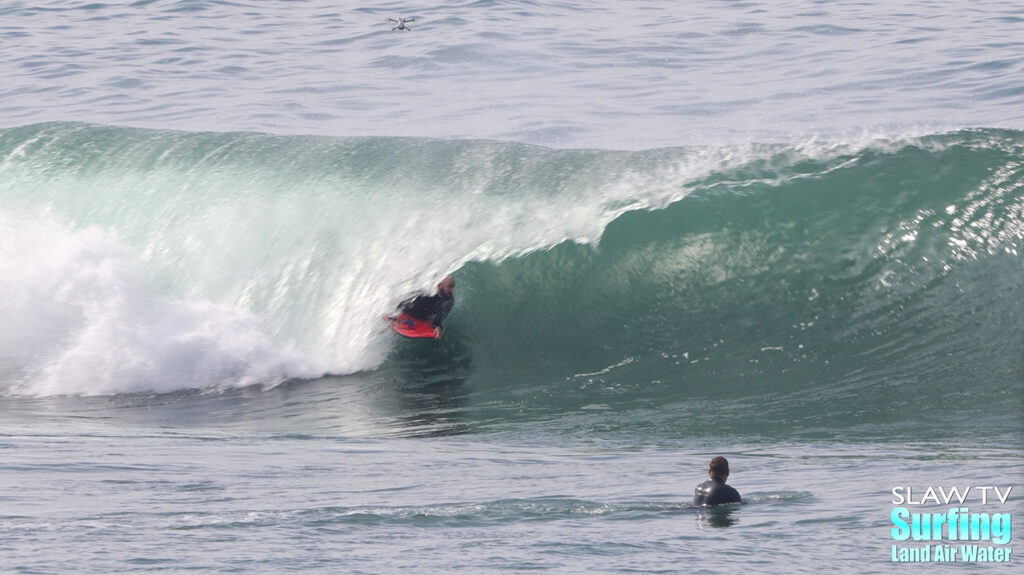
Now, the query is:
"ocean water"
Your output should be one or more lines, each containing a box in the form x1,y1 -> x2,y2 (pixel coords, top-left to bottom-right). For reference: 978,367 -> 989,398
1,1 -> 1022,574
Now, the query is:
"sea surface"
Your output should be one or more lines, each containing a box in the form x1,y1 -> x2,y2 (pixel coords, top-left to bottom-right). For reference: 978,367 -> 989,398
1,1 -> 1022,574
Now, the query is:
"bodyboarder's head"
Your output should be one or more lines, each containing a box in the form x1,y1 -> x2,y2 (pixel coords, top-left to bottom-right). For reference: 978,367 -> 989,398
438,276 -> 455,297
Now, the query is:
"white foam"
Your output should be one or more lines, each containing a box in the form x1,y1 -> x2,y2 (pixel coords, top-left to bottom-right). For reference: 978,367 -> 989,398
0,213 -> 319,396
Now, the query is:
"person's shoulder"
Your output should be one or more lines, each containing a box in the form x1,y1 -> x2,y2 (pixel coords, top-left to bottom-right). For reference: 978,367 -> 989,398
723,483 -> 742,502
693,479 -> 715,503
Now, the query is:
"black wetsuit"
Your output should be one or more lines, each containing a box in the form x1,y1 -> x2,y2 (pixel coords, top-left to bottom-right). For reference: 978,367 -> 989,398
400,293 -> 454,328
693,477 -> 741,507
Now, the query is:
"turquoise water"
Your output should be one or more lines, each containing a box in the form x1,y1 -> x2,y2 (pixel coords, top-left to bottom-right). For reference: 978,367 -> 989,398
2,2 -> 1023,573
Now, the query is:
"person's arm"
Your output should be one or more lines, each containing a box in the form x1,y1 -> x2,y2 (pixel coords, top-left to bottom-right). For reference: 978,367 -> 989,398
398,295 -> 419,313
693,481 -> 708,506
431,297 -> 454,328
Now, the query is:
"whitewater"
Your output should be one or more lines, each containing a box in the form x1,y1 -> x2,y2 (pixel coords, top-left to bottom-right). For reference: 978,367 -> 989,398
1,2 -> 1022,574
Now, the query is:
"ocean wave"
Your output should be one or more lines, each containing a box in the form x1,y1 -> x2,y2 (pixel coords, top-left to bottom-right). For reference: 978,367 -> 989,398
1,124 -> 1021,419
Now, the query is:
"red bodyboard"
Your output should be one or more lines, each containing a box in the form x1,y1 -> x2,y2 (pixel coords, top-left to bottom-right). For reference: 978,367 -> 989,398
386,313 -> 437,339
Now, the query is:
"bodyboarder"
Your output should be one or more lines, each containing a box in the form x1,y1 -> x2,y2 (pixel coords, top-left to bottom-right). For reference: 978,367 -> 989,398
390,276 -> 455,339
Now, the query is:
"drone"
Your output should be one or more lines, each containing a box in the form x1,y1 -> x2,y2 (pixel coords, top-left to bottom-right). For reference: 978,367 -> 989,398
388,17 -> 415,31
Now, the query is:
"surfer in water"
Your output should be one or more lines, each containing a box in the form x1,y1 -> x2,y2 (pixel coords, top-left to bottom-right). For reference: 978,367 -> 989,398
395,276 -> 455,339
693,456 -> 742,507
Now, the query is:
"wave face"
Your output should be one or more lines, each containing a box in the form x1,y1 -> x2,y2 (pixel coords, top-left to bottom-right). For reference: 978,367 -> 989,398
1,123 -> 1021,434
455,131 -> 1023,436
